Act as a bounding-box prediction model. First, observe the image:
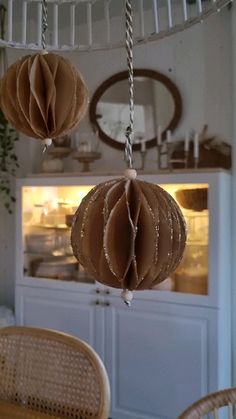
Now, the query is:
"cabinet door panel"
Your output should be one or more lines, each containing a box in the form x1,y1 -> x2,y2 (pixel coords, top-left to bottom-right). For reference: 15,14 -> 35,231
105,299 -> 215,419
15,286 -> 103,355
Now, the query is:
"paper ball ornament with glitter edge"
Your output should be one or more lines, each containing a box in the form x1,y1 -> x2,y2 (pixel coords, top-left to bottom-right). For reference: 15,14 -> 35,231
71,169 -> 187,303
0,52 -> 88,144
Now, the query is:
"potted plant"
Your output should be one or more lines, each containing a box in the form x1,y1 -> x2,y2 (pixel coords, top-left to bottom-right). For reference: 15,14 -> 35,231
0,6 -> 19,213
0,108 -> 19,213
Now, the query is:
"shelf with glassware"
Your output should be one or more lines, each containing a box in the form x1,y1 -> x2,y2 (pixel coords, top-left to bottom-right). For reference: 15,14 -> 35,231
22,185 -> 95,286
22,180 -> 207,292
15,169 -> 231,307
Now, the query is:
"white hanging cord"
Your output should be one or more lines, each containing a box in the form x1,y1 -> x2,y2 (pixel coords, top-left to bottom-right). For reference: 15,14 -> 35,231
125,0 -> 134,170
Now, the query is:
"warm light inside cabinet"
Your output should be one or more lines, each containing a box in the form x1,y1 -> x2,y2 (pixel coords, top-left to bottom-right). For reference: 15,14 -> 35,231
23,186 -> 93,220
22,183 -> 209,296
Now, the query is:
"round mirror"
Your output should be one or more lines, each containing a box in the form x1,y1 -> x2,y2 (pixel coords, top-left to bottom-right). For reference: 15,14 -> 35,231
89,69 -> 182,150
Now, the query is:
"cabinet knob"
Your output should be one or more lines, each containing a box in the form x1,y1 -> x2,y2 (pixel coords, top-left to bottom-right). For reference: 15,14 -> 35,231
104,301 -> 110,307
96,289 -> 100,294
104,289 -> 110,295
95,300 -> 100,305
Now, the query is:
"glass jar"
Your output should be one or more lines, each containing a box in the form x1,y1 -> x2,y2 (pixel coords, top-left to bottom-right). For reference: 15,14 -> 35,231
174,244 -> 208,295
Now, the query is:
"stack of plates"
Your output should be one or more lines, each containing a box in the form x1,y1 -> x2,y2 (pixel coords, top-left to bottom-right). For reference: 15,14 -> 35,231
25,233 -> 55,254
35,257 -> 78,280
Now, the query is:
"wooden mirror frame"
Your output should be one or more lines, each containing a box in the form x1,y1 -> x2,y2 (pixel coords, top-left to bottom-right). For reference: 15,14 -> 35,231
89,69 -> 182,151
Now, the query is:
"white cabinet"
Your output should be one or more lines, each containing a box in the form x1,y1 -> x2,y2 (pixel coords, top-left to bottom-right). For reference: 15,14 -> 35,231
105,298 -> 217,419
15,285 -> 100,349
14,170 -> 232,419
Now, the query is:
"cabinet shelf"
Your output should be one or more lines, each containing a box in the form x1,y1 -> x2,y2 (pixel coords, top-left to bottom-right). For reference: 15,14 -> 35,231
24,251 -> 74,257
24,224 -> 70,230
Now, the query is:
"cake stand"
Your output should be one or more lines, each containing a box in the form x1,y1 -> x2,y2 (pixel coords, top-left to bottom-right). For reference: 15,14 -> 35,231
72,151 -> 101,172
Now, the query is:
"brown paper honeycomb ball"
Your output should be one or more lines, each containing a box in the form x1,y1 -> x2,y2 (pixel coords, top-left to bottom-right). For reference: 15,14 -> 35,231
71,175 -> 186,294
0,52 -> 88,140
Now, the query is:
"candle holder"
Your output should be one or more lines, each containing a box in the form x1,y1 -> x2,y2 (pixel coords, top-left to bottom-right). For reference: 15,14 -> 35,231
169,145 -> 189,170
157,143 -> 169,169
48,147 -> 71,160
44,146 -> 72,173
194,157 -> 199,169
157,129 -> 202,171
140,150 -> 147,170
157,142 -> 189,171
72,151 -> 101,172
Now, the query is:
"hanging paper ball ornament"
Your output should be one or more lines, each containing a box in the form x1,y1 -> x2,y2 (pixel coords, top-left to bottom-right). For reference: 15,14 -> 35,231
71,169 -> 187,304
0,52 -> 88,146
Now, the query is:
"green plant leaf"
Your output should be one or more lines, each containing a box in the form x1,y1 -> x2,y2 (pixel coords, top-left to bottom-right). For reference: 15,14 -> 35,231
0,108 -> 19,213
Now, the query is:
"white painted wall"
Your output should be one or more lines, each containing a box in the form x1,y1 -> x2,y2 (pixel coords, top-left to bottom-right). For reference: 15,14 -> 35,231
66,9 -> 232,173
0,8 -> 233,310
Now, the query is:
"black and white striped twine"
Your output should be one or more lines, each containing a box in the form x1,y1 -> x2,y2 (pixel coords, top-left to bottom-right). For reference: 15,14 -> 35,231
125,0 -> 134,169
42,0 -> 48,51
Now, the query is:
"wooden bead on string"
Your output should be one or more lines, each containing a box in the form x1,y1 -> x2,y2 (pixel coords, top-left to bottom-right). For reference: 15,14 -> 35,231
124,168 -> 137,180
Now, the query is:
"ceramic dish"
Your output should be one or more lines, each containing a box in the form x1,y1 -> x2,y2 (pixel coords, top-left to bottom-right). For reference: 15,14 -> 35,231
35,257 -> 78,280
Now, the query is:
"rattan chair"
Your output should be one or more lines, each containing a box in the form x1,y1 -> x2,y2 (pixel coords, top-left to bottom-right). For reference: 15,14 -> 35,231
178,387 -> 236,419
0,326 -> 110,419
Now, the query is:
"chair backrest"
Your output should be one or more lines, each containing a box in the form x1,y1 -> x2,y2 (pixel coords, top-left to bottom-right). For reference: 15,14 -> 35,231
178,387 -> 236,419
0,326 -> 110,419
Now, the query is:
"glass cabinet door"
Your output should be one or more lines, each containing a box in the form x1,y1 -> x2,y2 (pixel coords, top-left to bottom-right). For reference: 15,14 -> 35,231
22,183 -> 209,294
169,184 -> 208,295
22,185 -> 95,284
149,183 -> 209,296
